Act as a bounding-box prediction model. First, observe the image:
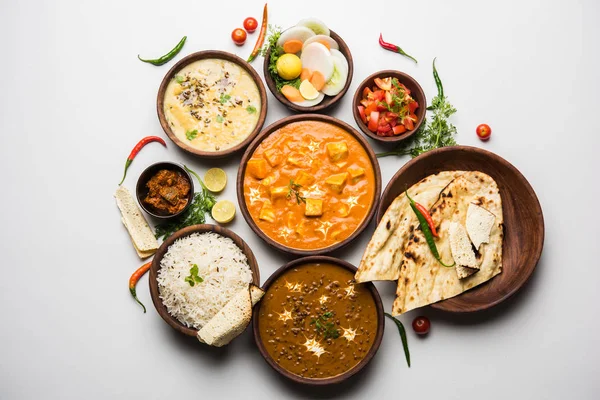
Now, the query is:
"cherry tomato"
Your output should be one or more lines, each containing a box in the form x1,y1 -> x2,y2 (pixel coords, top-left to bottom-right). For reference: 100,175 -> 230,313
476,123 -> 492,141
243,17 -> 258,33
231,28 -> 247,46
412,316 -> 430,335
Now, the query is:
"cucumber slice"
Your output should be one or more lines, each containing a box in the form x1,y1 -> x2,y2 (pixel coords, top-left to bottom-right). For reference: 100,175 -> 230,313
321,56 -> 348,97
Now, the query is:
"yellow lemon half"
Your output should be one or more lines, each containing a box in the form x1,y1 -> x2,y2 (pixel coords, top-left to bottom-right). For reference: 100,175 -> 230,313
211,200 -> 236,224
204,168 -> 227,192
299,80 -> 319,100
276,54 -> 302,80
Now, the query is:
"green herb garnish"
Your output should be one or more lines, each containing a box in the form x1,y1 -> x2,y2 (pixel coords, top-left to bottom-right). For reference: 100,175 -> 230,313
377,59 -> 457,158
185,129 -> 198,141
175,75 -> 185,84
286,179 -> 306,204
311,311 -> 340,339
184,264 -> 204,287
246,105 -> 257,114
154,166 -> 217,241
219,93 -> 231,104
216,114 -> 224,123
385,313 -> 410,367
261,25 -> 301,92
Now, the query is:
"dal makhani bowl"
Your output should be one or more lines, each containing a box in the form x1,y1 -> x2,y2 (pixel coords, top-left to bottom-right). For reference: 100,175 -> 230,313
253,256 -> 384,385
237,115 -> 381,255
157,51 -> 268,158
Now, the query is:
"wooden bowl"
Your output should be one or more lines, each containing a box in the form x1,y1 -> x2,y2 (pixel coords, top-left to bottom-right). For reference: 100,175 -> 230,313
253,256 -> 385,385
263,30 -> 353,113
376,146 -> 544,313
352,70 -> 426,143
149,224 -> 260,338
157,50 -> 268,158
236,114 -> 382,256
135,161 -> 194,220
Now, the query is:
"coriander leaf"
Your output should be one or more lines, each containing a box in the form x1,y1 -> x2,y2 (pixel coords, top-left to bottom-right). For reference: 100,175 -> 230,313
216,114 -> 224,123
246,105 -> 257,114
190,264 -> 198,276
184,276 -> 195,287
219,93 -> 231,104
185,130 -> 198,141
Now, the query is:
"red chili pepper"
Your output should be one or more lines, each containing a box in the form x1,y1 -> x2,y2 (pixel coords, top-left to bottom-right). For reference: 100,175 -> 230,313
247,3 -> 268,63
129,261 -> 152,313
414,202 -> 439,238
119,136 -> 166,185
379,33 -> 418,64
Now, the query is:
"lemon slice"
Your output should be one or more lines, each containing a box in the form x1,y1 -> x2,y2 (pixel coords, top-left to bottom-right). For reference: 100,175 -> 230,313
299,80 -> 320,100
211,200 -> 236,224
204,168 -> 227,192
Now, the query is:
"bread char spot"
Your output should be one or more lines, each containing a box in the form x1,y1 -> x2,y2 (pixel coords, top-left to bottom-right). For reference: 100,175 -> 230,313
386,220 -> 391,230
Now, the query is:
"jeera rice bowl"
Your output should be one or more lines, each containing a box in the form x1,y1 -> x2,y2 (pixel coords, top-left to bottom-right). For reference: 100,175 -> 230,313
157,232 -> 253,329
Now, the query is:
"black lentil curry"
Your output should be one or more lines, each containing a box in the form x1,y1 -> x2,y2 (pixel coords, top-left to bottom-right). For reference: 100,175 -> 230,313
258,263 -> 378,379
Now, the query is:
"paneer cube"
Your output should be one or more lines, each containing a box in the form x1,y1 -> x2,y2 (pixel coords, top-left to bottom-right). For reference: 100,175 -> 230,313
325,172 -> 348,193
287,152 -> 308,168
270,186 -> 288,201
264,148 -> 283,167
331,224 -> 348,241
347,167 -> 365,180
260,175 -> 276,186
295,219 -> 308,236
295,171 -> 315,187
247,159 -> 269,179
326,141 -> 349,162
259,200 -> 276,223
304,198 -> 323,217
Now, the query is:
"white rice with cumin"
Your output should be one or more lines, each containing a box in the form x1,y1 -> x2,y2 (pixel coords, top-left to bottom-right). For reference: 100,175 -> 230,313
157,232 -> 252,329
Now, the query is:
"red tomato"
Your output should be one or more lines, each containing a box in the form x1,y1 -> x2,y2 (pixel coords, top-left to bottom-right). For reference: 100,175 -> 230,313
368,111 -> 379,132
363,87 -> 373,98
385,91 -> 393,105
357,106 -> 367,124
412,316 -> 430,335
231,28 -> 247,46
376,102 -> 388,112
364,101 -> 378,116
476,123 -> 492,141
392,125 -> 406,135
243,17 -> 258,33
408,100 -> 419,113
377,123 -> 392,135
371,90 -> 385,102
384,112 -> 398,122
374,77 -> 392,91
403,115 -> 415,130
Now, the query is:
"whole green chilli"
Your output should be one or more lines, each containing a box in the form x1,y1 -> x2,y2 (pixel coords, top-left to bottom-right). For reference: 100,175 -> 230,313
384,313 -> 410,367
432,57 -> 443,98
138,36 -> 187,66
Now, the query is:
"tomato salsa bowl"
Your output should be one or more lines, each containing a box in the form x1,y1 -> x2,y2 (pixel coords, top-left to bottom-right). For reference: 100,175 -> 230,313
237,114 -> 381,256
253,256 -> 385,385
352,70 -> 426,144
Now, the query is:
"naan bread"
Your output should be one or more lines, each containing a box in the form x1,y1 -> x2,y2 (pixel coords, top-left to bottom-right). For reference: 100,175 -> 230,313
392,171 -> 503,315
355,171 -> 464,282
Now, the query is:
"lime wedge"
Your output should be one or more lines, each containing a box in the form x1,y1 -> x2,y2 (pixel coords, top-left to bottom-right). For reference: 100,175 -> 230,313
211,200 -> 236,224
204,168 -> 227,192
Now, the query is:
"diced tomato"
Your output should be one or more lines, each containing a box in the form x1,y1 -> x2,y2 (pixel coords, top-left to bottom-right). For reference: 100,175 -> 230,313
393,125 -> 406,135
385,91 -> 393,105
376,102 -> 388,112
384,112 -> 398,122
402,114 -> 416,130
364,101 -> 378,116
363,87 -> 373,98
390,119 -> 397,127
374,77 -> 392,91
360,99 -> 370,108
408,100 -> 419,113
377,123 -> 392,135
368,111 -> 379,132
371,90 -> 385,102
357,106 -> 367,124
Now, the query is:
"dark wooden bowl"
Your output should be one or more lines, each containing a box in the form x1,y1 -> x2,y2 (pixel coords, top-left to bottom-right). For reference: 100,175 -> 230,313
263,30 -> 353,113
377,146 -> 544,313
149,224 -> 260,338
236,114 -> 382,256
157,50 -> 268,158
136,161 -> 194,220
352,70 -> 426,143
253,256 -> 384,385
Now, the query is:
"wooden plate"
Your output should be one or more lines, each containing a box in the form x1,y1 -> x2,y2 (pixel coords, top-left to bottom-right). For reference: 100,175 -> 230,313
263,30 -> 353,113
376,146 -> 544,313
237,114 -> 382,256
352,70 -> 426,143
157,50 -> 268,158
149,224 -> 260,338
252,256 -> 384,385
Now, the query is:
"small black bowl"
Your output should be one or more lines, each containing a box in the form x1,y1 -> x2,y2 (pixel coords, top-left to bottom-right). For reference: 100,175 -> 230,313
136,162 -> 194,219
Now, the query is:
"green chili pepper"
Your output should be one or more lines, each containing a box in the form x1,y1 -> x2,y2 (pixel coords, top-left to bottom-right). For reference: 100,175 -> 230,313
406,191 -> 455,267
432,57 -> 443,98
385,313 -> 410,367
138,36 -> 187,66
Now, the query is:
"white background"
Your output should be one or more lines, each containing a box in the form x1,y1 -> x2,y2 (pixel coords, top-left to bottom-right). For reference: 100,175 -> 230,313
1,0 -> 599,398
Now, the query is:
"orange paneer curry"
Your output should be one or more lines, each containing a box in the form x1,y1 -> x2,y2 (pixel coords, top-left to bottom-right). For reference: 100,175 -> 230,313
243,121 -> 375,250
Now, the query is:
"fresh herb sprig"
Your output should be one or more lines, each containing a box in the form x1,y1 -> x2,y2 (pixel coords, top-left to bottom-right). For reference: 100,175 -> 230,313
260,25 -> 301,92
286,179 -> 306,204
154,166 -> 217,241
311,311 -> 340,339
184,264 -> 204,287
385,313 -> 410,367
185,130 -> 198,141
377,59 -> 457,158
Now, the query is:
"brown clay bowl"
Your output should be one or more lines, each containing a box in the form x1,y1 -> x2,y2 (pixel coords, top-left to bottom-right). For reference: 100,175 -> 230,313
377,146 -> 544,313
149,224 -> 260,338
263,30 -> 353,113
157,50 -> 268,158
352,70 -> 426,144
236,114 -> 382,256
136,161 -> 194,220
253,256 -> 384,385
